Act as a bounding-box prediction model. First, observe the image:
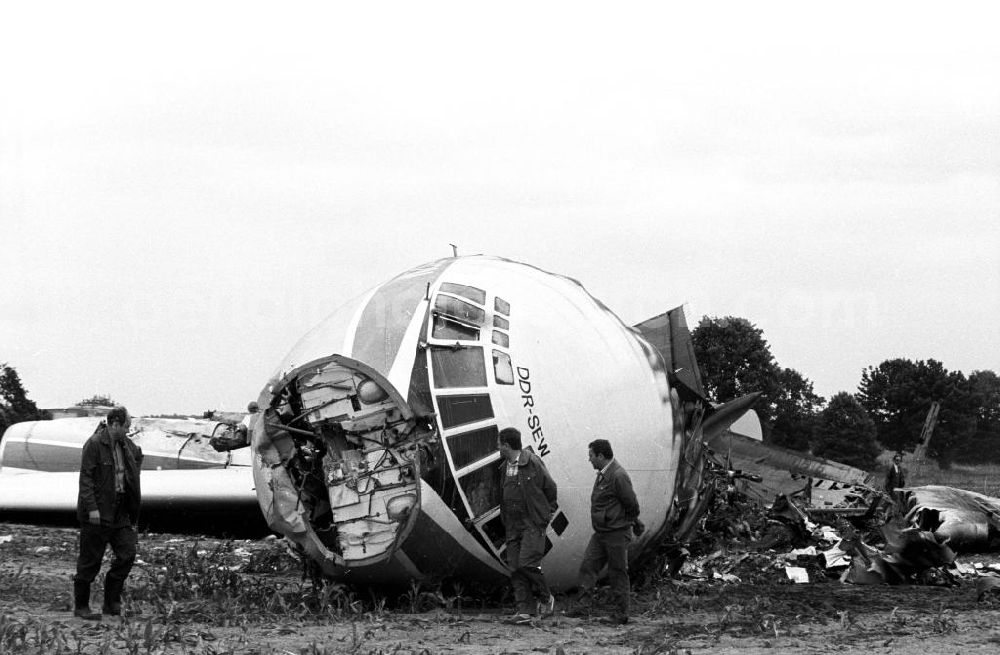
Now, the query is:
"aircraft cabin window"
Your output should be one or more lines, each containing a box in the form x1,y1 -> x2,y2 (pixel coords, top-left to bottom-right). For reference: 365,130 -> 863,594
432,315 -> 480,341
439,283 -> 486,306
430,346 -> 488,388
494,297 -> 510,316
446,425 -> 500,470
459,464 -> 502,518
492,315 -> 509,330
435,295 -> 486,326
436,393 -> 494,429
492,350 -> 514,385
491,330 -> 509,349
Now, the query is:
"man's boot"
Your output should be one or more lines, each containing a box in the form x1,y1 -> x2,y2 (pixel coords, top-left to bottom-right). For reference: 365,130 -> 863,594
565,591 -> 593,618
73,580 -> 102,620
102,576 -> 125,616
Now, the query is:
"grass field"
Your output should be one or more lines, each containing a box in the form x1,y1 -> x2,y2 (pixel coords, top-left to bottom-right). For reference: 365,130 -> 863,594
909,463 -> 1000,497
874,448 -> 1000,497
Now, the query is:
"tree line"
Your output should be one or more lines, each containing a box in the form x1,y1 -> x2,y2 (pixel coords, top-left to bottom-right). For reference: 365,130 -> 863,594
692,317 -> 1000,471
4,319 -> 999,471
0,363 -> 51,437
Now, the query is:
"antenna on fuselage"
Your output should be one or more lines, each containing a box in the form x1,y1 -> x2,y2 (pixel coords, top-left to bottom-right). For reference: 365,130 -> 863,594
449,243 -> 458,257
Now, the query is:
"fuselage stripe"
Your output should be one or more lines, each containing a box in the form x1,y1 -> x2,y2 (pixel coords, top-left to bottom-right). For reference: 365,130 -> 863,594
351,259 -> 453,378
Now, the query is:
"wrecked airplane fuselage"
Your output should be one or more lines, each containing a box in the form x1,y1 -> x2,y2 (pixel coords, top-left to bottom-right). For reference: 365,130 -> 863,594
251,255 -> 690,589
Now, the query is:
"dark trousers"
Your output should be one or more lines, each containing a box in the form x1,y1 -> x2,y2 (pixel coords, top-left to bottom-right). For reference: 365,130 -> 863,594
577,528 -> 632,617
505,520 -> 550,614
74,523 -> 137,605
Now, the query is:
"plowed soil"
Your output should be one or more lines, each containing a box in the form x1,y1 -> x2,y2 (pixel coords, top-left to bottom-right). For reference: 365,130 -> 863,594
3,522 -> 1000,654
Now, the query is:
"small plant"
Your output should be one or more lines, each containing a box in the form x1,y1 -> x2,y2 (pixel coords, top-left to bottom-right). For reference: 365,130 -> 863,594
930,603 -> 957,635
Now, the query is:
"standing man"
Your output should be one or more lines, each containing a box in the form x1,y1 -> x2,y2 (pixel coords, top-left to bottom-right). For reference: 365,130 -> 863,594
569,439 -> 643,625
497,427 -> 558,625
73,406 -> 143,620
885,453 -> 907,503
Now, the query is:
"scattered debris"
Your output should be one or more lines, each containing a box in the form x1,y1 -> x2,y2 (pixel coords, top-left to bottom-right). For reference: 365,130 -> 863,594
975,575 -> 1000,601
663,462 -> 977,593
784,566 -> 809,583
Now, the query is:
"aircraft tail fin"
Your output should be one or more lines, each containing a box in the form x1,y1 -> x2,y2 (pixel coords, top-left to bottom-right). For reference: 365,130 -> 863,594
633,306 -> 705,400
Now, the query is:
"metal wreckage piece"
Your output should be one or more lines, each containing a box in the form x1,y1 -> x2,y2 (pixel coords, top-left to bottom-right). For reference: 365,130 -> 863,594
900,485 -> 1000,551
836,516 -> 957,585
695,432 -> 997,586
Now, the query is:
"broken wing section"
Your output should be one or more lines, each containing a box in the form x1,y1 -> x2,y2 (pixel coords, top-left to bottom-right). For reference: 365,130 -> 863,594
253,355 -> 436,578
706,429 -> 877,509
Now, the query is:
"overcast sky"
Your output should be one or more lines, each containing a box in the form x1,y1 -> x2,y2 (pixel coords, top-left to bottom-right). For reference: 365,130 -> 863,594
2,2 -> 997,416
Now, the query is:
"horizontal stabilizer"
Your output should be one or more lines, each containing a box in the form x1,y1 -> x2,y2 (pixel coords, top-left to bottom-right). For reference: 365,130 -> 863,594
701,393 -> 760,441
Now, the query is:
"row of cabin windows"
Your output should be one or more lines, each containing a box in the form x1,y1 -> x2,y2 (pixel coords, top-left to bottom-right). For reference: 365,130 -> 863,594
431,284 -> 513,387
432,286 -> 565,548
430,285 -> 513,522
431,314 -> 509,350
437,282 -> 510,317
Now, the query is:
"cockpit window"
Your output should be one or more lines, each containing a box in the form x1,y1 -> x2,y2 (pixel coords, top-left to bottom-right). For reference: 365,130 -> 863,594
492,315 -> 509,330
435,295 -> 485,326
432,316 -> 480,341
491,331 -> 509,348
430,346 -> 487,388
492,350 -> 514,385
439,283 -> 486,306
494,297 -> 510,316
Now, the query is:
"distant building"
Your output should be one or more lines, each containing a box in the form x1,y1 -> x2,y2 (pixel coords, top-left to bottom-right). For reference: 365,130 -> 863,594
44,405 -> 114,420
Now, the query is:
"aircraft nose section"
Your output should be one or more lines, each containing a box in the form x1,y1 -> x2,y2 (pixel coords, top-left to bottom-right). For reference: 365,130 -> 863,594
252,354 -> 435,574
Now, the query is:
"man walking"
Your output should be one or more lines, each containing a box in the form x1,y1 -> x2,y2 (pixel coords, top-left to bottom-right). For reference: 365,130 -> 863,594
73,406 -> 143,620
497,427 -> 558,624
569,438 -> 642,625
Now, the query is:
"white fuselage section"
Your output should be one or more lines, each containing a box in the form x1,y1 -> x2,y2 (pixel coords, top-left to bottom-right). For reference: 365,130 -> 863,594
254,256 -> 681,589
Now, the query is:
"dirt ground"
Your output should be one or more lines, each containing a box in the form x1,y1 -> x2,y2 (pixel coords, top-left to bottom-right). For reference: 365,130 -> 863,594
4,522 -> 1000,654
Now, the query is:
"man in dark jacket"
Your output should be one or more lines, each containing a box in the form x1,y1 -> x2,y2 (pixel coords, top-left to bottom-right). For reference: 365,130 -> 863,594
885,453 -> 906,491
73,406 -> 143,620
569,438 -> 642,625
497,427 -> 558,624
885,453 -> 907,504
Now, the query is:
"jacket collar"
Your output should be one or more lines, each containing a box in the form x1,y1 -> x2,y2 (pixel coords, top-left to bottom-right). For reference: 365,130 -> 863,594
598,459 -> 619,478
94,423 -> 112,446
498,449 -> 531,469
94,423 -> 125,448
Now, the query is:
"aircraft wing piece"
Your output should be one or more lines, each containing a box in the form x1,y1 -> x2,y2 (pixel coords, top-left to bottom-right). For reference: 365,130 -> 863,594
0,467 -> 266,536
707,429 -> 878,506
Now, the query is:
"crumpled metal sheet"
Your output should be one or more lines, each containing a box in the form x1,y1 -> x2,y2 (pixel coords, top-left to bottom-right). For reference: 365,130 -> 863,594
840,518 -> 956,585
902,485 -> 1000,550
